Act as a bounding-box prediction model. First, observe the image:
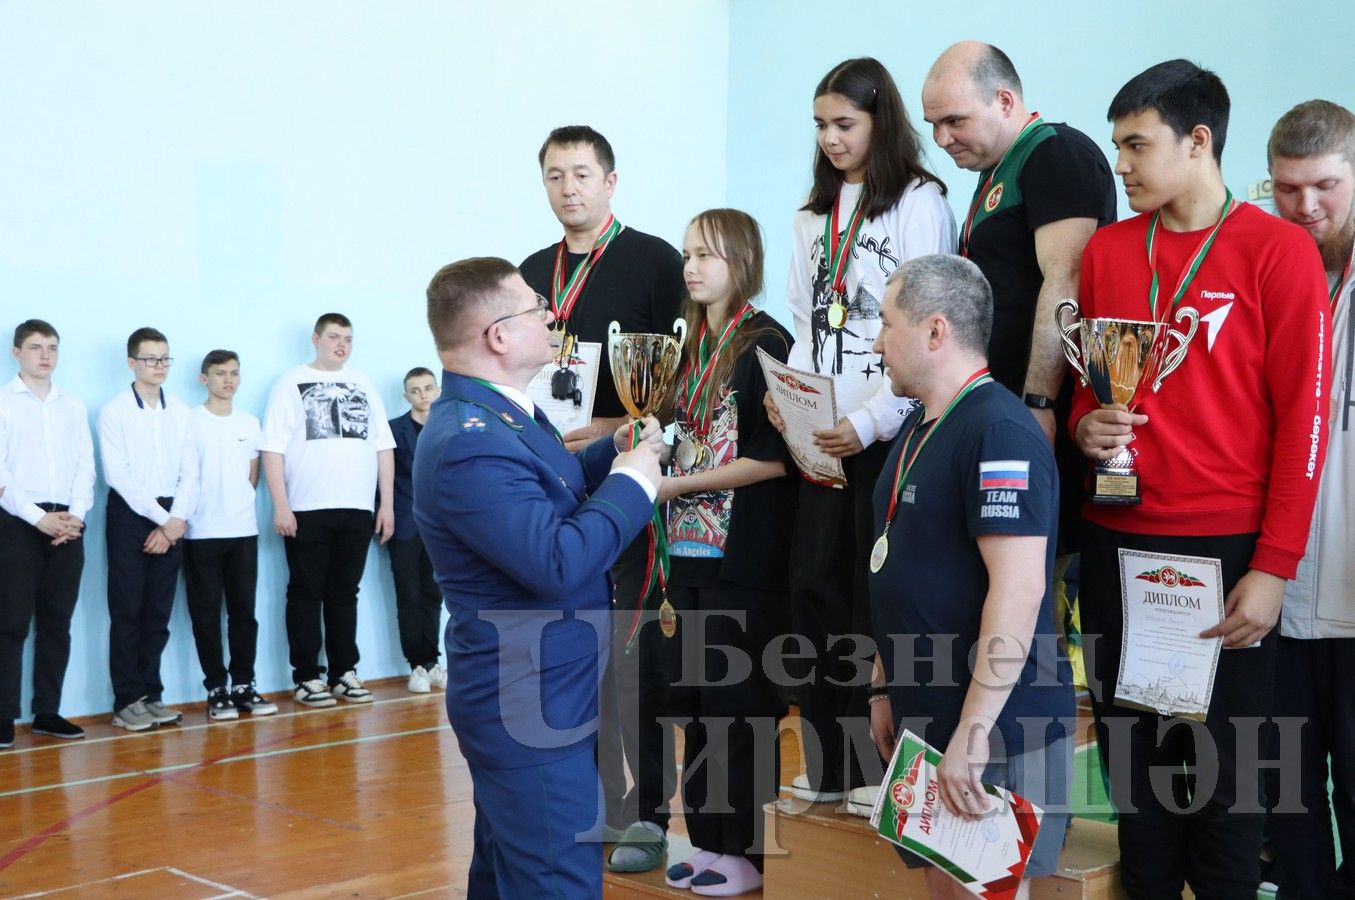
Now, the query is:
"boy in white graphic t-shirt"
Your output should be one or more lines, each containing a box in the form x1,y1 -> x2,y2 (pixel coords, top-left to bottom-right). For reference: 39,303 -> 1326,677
183,350 -> 277,721
260,313 -> 396,708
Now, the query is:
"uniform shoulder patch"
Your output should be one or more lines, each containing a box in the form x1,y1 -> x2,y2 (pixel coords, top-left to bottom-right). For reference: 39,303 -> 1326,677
979,459 -> 1029,491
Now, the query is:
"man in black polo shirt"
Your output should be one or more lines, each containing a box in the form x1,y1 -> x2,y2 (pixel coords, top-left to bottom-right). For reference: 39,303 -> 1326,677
520,125 -> 685,863
922,41 -> 1114,557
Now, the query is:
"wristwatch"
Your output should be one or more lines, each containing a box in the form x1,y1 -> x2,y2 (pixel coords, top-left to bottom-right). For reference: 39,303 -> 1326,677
1022,392 -> 1055,410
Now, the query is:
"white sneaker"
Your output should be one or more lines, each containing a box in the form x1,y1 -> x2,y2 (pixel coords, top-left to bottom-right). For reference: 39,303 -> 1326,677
789,773 -> 846,803
407,666 -> 431,693
847,785 -> 879,818
294,679 -> 337,708
427,663 -> 448,690
332,670 -> 373,703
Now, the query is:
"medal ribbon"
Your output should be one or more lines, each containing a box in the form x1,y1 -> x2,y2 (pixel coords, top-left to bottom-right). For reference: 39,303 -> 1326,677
1145,190 -> 1236,322
551,214 -> 622,325
881,369 -> 993,530
679,303 -> 757,435
1331,254 -> 1353,308
961,113 -> 1043,256
822,189 -> 868,295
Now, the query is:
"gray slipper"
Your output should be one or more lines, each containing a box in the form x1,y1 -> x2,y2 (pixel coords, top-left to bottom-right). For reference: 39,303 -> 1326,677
606,821 -> 668,873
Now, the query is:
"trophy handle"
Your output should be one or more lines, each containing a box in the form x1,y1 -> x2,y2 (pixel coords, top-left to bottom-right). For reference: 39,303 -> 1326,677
607,320 -> 621,355
1154,306 -> 1199,391
1054,298 -> 1089,386
672,317 -> 687,353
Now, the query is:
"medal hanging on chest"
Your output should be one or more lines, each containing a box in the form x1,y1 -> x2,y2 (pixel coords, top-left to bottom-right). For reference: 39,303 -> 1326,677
676,304 -> 757,477
822,189 -> 866,332
549,217 -> 619,407
870,369 -> 993,573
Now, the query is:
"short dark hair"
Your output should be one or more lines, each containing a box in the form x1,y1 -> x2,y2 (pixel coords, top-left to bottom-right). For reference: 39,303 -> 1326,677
1268,99 -> 1355,168
538,125 -> 616,173
971,44 -> 1023,99
314,312 -> 352,334
200,349 -> 240,374
404,366 -> 436,385
13,319 -> 59,349
1108,59 -> 1229,163
426,257 -> 520,351
127,326 -> 168,358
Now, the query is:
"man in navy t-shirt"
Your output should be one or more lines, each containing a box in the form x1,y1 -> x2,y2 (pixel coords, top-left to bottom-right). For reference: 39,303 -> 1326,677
866,254 -> 1074,889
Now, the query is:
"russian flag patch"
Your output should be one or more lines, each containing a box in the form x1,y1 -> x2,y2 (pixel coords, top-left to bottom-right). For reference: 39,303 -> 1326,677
979,460 -> 1030,491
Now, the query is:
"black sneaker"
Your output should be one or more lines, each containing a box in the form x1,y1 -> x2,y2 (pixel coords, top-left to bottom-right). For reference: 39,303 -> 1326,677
207,687 -> 239,721
0,720 -> 13,748
231,684 -> 278,716
31,713 -> 85,740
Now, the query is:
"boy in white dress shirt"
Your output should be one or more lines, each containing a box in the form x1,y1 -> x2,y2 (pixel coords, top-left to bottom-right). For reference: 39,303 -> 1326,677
98,327 -> 198,732
0,320 -> 95,747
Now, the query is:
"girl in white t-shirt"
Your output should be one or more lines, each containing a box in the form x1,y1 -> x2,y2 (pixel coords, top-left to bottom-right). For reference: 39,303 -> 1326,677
770,56 -> 957,807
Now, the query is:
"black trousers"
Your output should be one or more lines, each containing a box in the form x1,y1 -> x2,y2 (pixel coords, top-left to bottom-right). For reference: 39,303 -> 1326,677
786,439 -> 888,794
106,490 -> 183,710
0,510 -> 84,720
283,508 -> 372,684
1080,522 -> 1275,900
600,537 -> 679,829
1265,635 -> 1355,899
387,534 -> 442,669
183,536 -> 260,690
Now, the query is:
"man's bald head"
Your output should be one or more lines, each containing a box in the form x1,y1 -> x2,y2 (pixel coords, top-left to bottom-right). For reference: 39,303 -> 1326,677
926,41 -> 1023,101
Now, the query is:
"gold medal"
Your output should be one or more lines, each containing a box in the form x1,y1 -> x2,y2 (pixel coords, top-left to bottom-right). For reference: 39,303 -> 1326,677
827,295 -> 848,331
659,597 -> 677,638
869,532 -> 889,574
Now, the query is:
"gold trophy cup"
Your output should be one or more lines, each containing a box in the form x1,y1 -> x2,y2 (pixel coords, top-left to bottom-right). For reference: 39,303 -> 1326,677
607,319 -> 687,639
1056,299 -> 1198,504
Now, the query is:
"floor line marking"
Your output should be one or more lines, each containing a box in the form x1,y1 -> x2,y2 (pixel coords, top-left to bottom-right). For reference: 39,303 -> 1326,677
0,719 -> 348,872
13,867 -> 166,898
164,866 -> 261,898
0,723 -> 451,799
1,691 -> 442,757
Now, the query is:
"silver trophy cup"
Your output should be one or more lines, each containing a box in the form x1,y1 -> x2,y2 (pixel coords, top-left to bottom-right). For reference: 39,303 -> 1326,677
1056,298 -> 1198,504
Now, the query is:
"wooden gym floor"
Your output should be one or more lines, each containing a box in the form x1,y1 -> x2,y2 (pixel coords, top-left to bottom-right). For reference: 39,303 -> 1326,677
1,682 -> 1096,898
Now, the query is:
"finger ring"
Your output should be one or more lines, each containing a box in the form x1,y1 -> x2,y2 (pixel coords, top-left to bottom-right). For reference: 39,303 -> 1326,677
961,789 -> 971,796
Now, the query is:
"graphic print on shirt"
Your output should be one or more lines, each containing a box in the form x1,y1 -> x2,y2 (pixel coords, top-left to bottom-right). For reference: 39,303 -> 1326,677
809,228 -> 897,377
298,383 -> 371,441
668,385 -> 737,558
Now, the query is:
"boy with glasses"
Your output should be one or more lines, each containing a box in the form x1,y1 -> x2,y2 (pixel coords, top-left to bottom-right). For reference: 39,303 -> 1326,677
99,327 -> 199,731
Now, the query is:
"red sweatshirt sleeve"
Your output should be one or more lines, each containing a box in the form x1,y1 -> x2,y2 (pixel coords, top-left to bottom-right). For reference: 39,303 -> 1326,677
1251,233 -> 1330,578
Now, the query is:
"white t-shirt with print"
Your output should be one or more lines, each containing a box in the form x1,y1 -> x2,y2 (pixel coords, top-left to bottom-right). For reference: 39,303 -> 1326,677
186,405 -> 261,540
785,177 -> 958,446
258,364 -> 396,513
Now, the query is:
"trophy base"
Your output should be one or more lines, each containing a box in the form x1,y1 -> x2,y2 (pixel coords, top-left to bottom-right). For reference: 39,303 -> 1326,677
1091,470 -> 1141,505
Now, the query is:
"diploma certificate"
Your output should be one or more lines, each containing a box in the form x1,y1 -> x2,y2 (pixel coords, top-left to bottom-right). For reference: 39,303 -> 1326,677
1114,548 -> 1225,719
526,341 -> 601,435
870,730 -> 1043,899
756,347 -> 847,488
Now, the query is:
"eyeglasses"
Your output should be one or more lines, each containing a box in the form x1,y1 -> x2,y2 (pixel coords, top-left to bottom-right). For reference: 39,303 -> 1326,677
482,293 -> 551,336
133,356 -> 174,368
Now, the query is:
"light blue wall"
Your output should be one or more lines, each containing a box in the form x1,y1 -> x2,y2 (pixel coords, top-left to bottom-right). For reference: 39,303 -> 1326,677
0,2 -> 730,721
5,0 -> 1352,722
727,0 -> 1355,329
